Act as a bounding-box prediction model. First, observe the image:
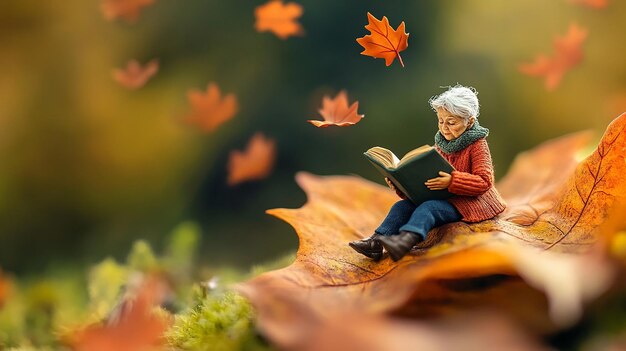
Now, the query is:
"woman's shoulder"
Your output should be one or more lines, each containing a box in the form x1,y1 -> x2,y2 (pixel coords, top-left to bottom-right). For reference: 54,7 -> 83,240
470,137 -> 489,148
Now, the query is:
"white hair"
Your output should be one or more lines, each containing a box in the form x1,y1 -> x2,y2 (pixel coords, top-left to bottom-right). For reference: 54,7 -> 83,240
429,84 -> 480,120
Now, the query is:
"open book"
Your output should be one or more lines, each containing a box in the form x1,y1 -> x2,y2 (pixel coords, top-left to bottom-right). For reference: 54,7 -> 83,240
364,145 -> 455,205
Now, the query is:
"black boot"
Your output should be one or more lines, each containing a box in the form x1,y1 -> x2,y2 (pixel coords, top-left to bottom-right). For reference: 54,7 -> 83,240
349,233 -> 383,261
378,231 -> 422,262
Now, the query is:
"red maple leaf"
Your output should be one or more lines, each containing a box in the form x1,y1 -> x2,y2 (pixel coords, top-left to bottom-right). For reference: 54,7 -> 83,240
183,83 -> 238,133
519,23 -> 588,91
227,132 -> 276,186
100,0 -> 155,23
308,91 -> 364,128
112,59 -> 159,89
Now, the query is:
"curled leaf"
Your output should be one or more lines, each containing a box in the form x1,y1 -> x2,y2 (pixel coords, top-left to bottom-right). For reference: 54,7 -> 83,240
239,113 -> 626,349
227,132 -> 276,186
183,83 -> 238,133
112,59 -> 159,90
356,12 -> 409,67
254,0 -> 304,39
519,23 -> 588,91
308,90 -> 364,128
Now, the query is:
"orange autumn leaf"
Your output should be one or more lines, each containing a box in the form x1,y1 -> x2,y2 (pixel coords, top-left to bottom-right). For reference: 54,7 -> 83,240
183,83 -> 238,133
100,0 -> 155,23
112,59 -> 159,90
255,0 -> 304,39
0,269 -> 11,309
519,23 -> 588,91
239,113 -> 626,350
570,0 -> 609,9
227,132 -> 276,186
308,90 -> 364,128
356,12 -> 409,67
70,276 -> 171,351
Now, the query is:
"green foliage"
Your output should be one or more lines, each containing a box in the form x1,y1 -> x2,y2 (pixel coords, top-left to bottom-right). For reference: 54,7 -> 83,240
87,258 -> 129,320
0,271 -> 87,349
166,291 -> 271,351
0,224 -> 290,350
164,222 -> 201,280
127,240 -> 159,273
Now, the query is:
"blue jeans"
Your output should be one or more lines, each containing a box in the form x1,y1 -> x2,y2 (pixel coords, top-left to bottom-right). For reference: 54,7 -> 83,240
375,199 -> 462,240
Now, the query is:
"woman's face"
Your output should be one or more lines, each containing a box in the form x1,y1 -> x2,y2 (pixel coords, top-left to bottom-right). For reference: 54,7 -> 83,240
437,108 -> 474,141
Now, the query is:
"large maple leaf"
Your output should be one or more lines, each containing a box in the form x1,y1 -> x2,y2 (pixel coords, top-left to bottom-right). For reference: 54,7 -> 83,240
356,12 -> 409,67
254,0 -> 304,40
239,114 -> 626,350
183,83 -> 238,133
519,23 -> 588,91
307,90 -> 364,128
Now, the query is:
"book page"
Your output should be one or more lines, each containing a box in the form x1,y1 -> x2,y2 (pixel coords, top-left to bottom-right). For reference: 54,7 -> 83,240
398,144 -> 432,166
365,147 -> 400,169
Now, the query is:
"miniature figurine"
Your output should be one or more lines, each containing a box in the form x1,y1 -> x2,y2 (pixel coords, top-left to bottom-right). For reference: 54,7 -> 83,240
349,85 -> 506,261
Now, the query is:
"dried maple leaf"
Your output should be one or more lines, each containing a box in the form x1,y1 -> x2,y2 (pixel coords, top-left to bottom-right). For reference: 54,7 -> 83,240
356,12 -> 409,67
112,59 -> 159,90
183,83 -> 238,133
519,23 -> 588,91
70,275 -> 171,351
227,132 -> 276,186
100,0 -> 155,23
308,90 -> 364,128
254,0 -> 304,39
239,113 -> 626,350
570,0 -> 609,9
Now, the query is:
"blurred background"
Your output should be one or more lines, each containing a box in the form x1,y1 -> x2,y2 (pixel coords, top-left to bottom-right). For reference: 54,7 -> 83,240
1,0 -> 625,275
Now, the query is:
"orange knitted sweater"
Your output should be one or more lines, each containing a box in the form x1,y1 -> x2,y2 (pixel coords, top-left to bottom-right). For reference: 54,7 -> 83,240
435,138 -> 506,223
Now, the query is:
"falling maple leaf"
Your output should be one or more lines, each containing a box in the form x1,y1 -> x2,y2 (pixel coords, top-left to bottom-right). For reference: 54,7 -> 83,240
569,0 -> 609,9
183,83 -> 238,133
112,59 -> 159,90
0,269 -> 11,309
519,23 -> 588,91
100,0 -> 155,23
308,90 -> 364,128
254,0 -> 304,39
238,113 -> 626,350
356,12 -> 409,67
227,132 -> 276,186
70,275 -> 171,351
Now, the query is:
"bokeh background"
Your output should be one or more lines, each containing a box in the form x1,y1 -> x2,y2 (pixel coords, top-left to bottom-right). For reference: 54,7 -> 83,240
1,0 -> 625,274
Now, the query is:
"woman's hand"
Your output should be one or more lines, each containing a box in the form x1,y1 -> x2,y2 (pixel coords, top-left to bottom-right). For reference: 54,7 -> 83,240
425,171 -> 452,190
384,177 -> 396,191
385,177 -> 407,199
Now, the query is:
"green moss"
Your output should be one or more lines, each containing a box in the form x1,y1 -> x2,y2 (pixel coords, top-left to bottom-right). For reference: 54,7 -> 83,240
166,292 -> 272,351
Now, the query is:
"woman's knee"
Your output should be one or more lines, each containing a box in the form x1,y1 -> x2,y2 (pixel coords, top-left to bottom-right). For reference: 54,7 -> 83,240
390,199 -> 415,212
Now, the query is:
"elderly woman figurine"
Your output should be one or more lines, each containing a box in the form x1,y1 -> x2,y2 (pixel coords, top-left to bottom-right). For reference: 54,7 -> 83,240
349,85 -> 506,261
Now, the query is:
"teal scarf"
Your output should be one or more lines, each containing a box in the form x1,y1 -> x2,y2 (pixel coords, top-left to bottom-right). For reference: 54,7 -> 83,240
434,121 -> 489,154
